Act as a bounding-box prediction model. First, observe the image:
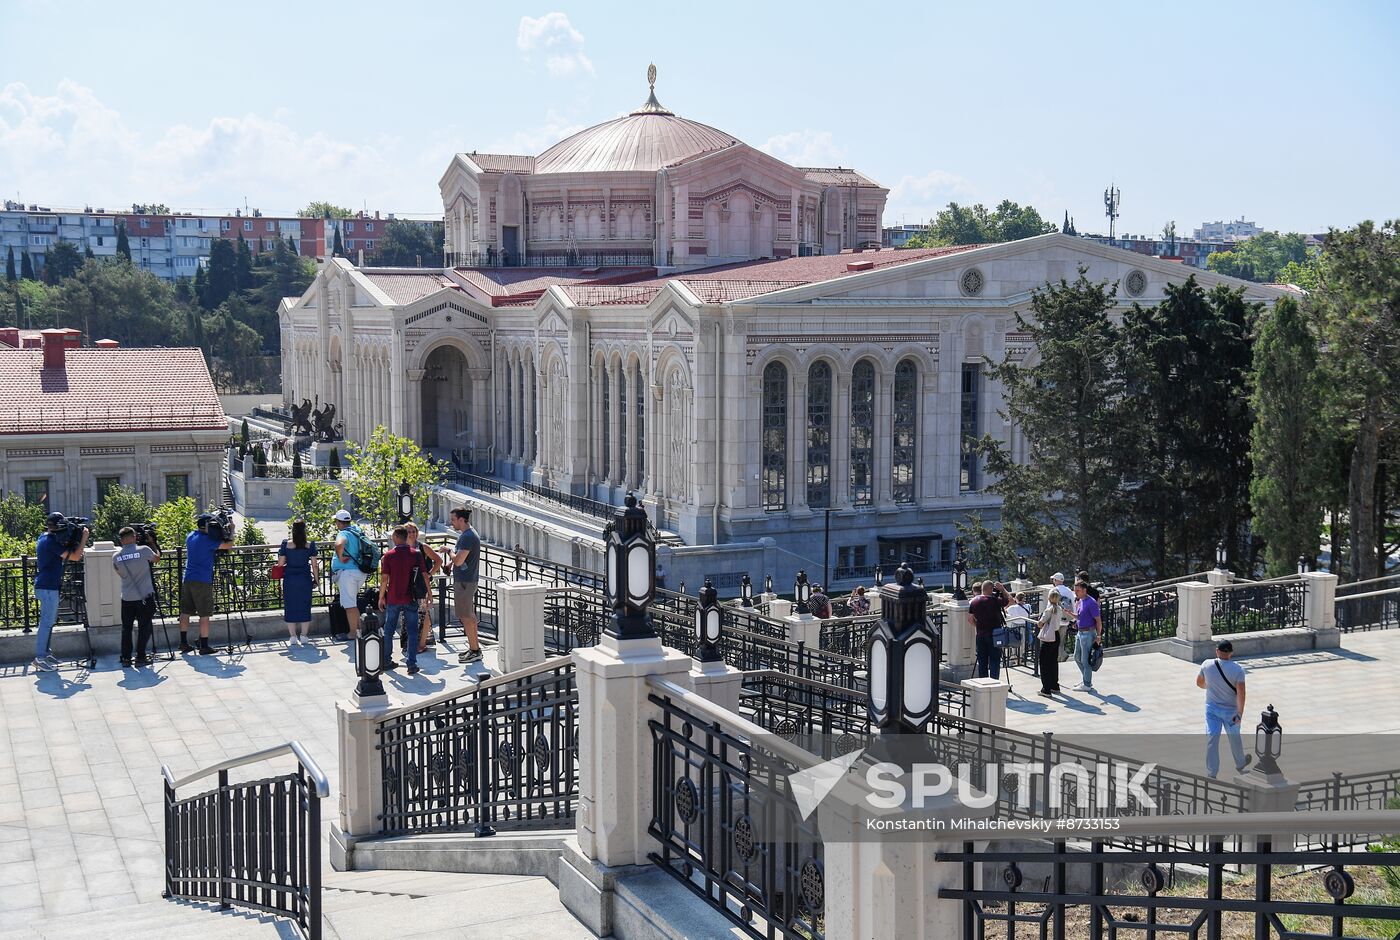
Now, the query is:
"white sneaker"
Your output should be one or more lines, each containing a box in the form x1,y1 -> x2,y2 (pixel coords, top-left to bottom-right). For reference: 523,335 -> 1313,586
34,658 -> 56,673
1072,683 -> 1089,691
42,653 -> 60,665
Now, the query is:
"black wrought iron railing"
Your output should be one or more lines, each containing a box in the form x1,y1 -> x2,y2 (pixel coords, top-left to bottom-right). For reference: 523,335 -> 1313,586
816,614 -> 882,657
162,742 -> 326,940
543,587 -> 607,654
444,469 -> 503,497
647,676 -> 826,940
521,481 -> 616,523
0,555 -> 90,633
1295,772 -> 1400,850
1211,580 -> 1308,635
376,657 -> 578,836
480,544 -> 603,592
1336,588 -> 1400,632
1099,587 -> 1179,645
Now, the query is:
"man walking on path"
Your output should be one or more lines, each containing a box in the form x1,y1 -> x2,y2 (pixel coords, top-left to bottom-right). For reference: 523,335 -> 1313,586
1196,640 -> 1253,778
449,508 -> 484,664
1071,579 -> 1101,692
969,580 -> 1010,680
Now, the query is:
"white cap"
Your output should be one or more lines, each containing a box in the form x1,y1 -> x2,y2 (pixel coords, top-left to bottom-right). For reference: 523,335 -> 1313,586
1051,572 -> 1065,583
333,509 -> 352,522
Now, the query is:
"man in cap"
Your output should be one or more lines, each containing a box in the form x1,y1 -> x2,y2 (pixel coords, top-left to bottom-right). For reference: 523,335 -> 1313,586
332,509 -> 366,641
1196,639 -> 1253,778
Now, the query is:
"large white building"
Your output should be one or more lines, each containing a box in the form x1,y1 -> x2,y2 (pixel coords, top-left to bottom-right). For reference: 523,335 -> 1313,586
280,72 -> 1289,587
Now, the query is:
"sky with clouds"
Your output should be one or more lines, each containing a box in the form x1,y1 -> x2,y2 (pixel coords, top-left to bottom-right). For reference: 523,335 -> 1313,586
2,1 -> 1397,234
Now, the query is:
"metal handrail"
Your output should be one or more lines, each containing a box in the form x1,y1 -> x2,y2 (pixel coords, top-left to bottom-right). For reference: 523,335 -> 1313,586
646,674 -> 820,771
161,740 -> 329,798
1335,585 -> 1400,602
375,653 -> 574,722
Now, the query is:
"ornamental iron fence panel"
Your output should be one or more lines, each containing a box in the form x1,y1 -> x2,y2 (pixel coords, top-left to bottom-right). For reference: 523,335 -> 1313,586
1211,581 -> 1307,635
1336,589 -> 1400,633
1099,588 -> 1179,646
376,658 -> 578,835
543,587 -> 607,654
1295,771 -> 1400,851
521,481 -> 617,523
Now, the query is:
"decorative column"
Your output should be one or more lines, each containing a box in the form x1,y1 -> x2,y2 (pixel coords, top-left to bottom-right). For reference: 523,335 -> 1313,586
468,368 -> 491,462
874,372 -> 894,506
791,373 -> 810,513
625,361 -> 639,490
1300,571 -> 1339,649
1171,581 -> 1216,662
832,370 -> 851,509
405,368 -> 426,443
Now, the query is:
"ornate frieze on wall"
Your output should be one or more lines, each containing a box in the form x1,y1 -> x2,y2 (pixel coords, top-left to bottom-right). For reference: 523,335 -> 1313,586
150,443 -> 225,454
79,446 -> 136,456
6,447 -> 64,459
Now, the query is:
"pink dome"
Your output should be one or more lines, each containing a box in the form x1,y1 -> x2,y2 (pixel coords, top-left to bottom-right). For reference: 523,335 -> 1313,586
535,111 -> 740,175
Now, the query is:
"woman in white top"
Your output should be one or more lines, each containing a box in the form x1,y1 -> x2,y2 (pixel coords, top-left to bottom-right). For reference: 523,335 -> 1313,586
1035,586 -> 1065,696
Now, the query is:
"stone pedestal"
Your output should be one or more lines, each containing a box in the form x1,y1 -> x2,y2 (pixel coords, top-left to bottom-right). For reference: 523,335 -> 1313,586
1205,569 -> 1233,587
83,540 -> 120,629
942,600 -> 973,680
1301,571 -> 1340,649
689,656 -> 744,713
309,440 -> 342,468
1235,764 -> 1301,852
961,677 -> 1010,726
496,579 -> 548,673
330,690 -> 393,870
785,612 -> 821,648
1009,578 -> 1033,596
1169,582 -> 1216,662
768,598 -> 793,619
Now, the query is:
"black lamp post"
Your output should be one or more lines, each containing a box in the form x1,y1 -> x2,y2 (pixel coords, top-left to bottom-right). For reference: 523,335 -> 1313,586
695,578 -> 723,662
397,481 -> 413,525
867,563 -> 937,735
1016,555 -> 1028,581
764,574 -> 773,595
603,492 -> 657,641
952,543 -> 968,602
1254,704 -> 1283,775
1215,540 -> 1228,571
740,574 -> 754,609
355,609 -> 386,698
794,569 -> 812,615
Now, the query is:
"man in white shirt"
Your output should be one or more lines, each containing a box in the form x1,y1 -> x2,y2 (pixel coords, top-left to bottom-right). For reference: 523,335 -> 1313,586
1195,640 -> 1253,778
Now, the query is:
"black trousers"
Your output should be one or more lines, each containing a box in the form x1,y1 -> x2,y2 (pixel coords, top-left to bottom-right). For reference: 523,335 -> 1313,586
1038,634 -> 1061,692
121,597 -> 155,661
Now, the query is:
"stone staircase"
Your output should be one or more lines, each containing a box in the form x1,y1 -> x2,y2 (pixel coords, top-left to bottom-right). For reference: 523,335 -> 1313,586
0,869 -> 593,940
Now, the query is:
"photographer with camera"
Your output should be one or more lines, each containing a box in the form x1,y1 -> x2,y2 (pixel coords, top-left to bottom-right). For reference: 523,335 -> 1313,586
177,511 -> 234,655
113,526 -> 160,667
32,512 -> 88,673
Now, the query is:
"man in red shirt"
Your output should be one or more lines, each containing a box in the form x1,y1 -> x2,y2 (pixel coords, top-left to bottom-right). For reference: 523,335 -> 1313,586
379,526 -> 423,675
968,579 -> 1010,680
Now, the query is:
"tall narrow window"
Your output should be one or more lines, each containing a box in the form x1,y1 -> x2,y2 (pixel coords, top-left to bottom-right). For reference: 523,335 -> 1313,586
601,364 -> 611,480
504,358 -> 513,457
849,360 -> 875,506
518,363 -> 526,458
892,359 -> 917,505
806,361 -> 832,508
634,362 -> 645,490
961,362 -> 982,491
761,362 -> 788,511
618,367 -> 628,486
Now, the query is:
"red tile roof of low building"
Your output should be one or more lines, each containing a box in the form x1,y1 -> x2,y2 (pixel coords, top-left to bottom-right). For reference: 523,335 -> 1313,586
0,347 -> 225,435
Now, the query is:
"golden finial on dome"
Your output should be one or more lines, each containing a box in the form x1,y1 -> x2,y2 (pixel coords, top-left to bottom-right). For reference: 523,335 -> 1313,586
632,62 -> 673,116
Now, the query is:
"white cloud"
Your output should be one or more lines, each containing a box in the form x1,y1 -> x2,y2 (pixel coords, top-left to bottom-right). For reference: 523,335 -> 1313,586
886,169 -> 977,225
485,109 -> 586,155
517,12 -> 594,78
0,81 -> 444,214
758,129 -> 844,167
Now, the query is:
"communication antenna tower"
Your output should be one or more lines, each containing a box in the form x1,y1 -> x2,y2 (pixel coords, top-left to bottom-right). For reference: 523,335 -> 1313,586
1104,184 -> 1121,239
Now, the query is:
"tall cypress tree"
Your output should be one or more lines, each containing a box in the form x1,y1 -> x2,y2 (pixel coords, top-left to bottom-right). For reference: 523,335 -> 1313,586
115,222 -> 131,261
1249,296 -> 1328,574
20,251 -> 34,280
5,246 -> 14,282
234,233 -> 254,292
332,224 -> 343,257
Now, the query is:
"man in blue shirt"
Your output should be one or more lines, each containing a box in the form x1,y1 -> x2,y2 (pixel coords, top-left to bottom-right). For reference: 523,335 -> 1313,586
177,515 -> 234,655
1196,640 -> 1253,778
32,512 -> 86,672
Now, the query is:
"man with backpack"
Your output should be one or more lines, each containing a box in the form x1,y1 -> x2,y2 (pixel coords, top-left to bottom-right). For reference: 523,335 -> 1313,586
332,509 -> 376,641
1196,640 -> 1253,778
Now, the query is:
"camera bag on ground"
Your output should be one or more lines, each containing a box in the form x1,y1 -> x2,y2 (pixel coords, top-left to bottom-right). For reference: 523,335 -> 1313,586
327,597 -> 350,636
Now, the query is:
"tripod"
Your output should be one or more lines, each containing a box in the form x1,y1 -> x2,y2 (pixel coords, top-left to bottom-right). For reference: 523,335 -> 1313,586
60,561 -> 96,670
213,558 -> 254,656
147,576 -> 177,662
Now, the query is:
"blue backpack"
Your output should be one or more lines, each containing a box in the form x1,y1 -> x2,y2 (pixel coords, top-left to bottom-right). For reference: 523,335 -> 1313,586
346,525 -> 381,575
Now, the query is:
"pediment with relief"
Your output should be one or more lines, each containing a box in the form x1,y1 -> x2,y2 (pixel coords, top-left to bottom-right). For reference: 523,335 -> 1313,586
648,304 -> 695,339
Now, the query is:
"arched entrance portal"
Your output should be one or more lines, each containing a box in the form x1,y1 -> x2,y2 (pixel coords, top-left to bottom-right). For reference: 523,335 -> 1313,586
420,345 -> 471,451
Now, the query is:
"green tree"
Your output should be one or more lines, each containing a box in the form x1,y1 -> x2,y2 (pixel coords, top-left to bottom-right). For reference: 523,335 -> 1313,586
1205,231 -> 1309,283
115,222 -> 131,261
235,516 -> 266,546
255,238 -> 315,315
342,426 -> 446,538
292,448 -> 304,479
42,241 -> 84,285
83,244 -> 95,260
192,265 -> 208,308
373,220 -> 444,267
1309,221 -> 1400,583
1249,296 -> 1329,574
239,418 -> 251,458
41,258 -> 191,348
965,267 -> 1132,577
0,492 -> 47,541
5,246 -> 15,282
287,479 -> 344,543
234,233 -> 255,293
332,224 -> 344,257
328,446 -> 341,479
0,279 -> 50,330
298,202 -> 353,219
90,484 -> 157,542
203,239 -> 237,309
20,251 -> 34,280
905,200 -> 1057,248
152,496 -> 197,544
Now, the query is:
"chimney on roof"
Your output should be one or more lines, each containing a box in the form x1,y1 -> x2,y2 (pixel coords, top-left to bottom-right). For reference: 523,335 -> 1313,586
95,338 -> 119,349
62,328 -> 82,348
0,327 -> 18,349
40,329 -> 68,368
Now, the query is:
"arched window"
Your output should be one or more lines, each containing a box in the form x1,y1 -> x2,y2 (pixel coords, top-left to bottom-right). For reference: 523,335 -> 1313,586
892,359 -> 918,505
761,362 -> 788,511
806,361 -> 832,508
849,360 -> 875,507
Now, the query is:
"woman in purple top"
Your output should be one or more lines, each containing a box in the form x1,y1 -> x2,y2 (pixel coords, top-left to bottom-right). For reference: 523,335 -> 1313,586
1071,580 -> 1102,692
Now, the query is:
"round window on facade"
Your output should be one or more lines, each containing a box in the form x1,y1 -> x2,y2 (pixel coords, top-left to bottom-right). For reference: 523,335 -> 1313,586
1125,269 -> 1147,297
960,268 -> 985,297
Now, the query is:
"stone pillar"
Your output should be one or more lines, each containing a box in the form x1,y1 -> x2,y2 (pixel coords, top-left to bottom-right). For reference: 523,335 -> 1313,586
1205,569 -> 1233,587
405,368 -> 426,443
496,580 -> 548,673
1009,579 -> 1033,597
1170,581 -> 1215,662
1300,571 -> 1339,649
942,599 -> 974,680
688,656 -> 744,713
768,598 -> 793,619
1235,765 -> 1301,853
961,676 -> 1009,726
83,540 -> 121,629
784,611 -> 821,648
330,689 -> 392,870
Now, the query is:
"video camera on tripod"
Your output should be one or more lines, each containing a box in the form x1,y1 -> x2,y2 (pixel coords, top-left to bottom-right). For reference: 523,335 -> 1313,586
129,521 -> 160,550
198,508 -> 236,543
46,513 -> 90,552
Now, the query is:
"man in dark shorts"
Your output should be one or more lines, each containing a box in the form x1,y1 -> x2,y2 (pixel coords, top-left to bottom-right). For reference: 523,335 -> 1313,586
449,508 -> 483,664
177,515 -> 234,655
968,579 -> 1010,680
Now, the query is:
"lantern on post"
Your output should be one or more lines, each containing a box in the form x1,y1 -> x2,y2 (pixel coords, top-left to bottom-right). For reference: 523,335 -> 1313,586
794,570 -> 812,615
603,492 -> 657,641
1215,540 -> 1228,571
695,578 -> 723,662
1016,555 -> 1028,581
397,481 -> 414,524
952,544 -> 969,602
764,574 -> 773,595
874,565 -> 883,587
354,609 -> 386,698
678,580 -> 686,597
866,563 -> 937,734
1254,704 -> 1283,775
740,574 -> 754,608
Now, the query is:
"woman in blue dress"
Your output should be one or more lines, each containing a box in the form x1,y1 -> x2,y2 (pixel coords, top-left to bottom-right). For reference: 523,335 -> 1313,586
278,520 -> 319,644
